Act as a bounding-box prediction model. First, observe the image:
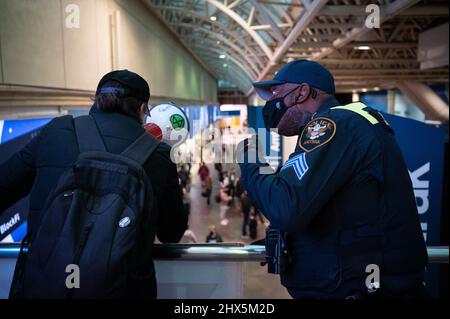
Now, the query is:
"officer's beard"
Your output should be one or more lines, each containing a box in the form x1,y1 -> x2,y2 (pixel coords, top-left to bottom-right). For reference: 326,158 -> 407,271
276,106 -> 313,136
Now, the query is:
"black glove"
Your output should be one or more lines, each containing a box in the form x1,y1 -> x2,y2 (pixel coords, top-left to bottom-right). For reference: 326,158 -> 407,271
236,135 -> 264,164
236,136 -> 274,175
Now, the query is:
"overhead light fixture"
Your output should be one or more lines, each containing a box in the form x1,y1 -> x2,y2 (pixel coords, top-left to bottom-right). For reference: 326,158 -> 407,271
219,54 -> 226,59
210,16 -> 217,21
354,45 -> 371,50
361,88 -> 368,92
223,63 -> 228,68
374,87 -> 380,91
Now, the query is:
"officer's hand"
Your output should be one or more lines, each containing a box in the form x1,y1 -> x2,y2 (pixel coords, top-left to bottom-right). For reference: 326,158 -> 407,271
236,135 -> 264,164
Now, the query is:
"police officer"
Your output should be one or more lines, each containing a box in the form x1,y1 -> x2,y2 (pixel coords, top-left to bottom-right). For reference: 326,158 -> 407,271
237,60 -> 428,299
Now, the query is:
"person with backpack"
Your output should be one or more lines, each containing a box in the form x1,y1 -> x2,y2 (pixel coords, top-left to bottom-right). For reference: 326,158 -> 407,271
0,69 -> 188,299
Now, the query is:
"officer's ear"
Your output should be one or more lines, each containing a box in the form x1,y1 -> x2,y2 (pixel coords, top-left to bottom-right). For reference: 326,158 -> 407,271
140,103 -> 146,114
294,83 -> 311,104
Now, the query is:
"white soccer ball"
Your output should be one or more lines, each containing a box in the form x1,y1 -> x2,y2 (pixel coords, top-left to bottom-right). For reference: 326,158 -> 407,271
144,103 -> 190,147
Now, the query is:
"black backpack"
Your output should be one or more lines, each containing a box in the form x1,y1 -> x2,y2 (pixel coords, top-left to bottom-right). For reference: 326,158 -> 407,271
13,115 -> 160,299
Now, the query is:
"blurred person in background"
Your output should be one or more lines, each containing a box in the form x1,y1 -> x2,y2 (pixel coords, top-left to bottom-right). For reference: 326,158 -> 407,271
219,184 -> 232,226
240,191 -> 253,239
206,225 -> 223,243
180,223 -> 198,244
202,175 -> 213,205
198,162 -> 210,183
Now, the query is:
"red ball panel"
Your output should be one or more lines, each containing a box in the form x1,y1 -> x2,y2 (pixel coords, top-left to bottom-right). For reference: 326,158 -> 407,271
144,123 -> 163,140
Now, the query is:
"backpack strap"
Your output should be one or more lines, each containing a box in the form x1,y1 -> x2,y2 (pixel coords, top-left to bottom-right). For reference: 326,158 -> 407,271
74,116 -> 106,152
121,132 -> 160,165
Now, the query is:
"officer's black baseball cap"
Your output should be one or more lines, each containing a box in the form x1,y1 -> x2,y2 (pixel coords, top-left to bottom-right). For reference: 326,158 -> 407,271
96,69 -> 150,102
253,60 -> 335,100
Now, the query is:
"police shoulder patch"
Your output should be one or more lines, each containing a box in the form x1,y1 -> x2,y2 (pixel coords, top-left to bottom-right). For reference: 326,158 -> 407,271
299,117 -> 336,152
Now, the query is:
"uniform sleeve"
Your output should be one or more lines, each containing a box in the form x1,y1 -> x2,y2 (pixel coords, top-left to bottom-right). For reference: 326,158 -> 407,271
239,116 -> 369,232
0,131 -> 42,214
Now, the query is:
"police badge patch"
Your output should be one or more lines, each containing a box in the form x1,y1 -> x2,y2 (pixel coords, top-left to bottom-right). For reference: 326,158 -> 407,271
299,117 -> 336,152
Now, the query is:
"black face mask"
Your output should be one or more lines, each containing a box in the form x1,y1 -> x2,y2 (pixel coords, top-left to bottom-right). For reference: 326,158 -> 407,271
263,98 -> 287,129
262,86 -> 299,129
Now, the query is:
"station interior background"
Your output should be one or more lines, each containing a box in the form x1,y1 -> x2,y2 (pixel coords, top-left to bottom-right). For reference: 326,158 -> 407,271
0,0 -> 448,298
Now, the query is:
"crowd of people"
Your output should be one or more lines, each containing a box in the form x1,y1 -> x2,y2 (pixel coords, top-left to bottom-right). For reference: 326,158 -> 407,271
199,162 -> 267,240
176,160 -> 267,243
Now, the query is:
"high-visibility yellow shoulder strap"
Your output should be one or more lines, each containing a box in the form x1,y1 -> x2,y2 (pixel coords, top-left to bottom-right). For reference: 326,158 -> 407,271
331,102 -> 379,125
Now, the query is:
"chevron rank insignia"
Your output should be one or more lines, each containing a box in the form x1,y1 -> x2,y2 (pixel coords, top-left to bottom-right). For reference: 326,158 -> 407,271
281,152 -> 309,181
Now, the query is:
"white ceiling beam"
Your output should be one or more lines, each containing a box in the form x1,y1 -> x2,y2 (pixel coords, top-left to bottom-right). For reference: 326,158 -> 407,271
395,81 -> 449,120
247,6 -> 256,26
250,23 -> 292,30
206,0 -> 273,59
270,0 -> 328,62
248,0 -> 285,42
228,0 -> 242,10
248,0 -> 329,96
257,0 -> 304,7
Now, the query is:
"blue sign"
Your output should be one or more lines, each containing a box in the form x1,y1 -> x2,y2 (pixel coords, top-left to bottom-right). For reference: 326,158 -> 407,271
384,114 -> 445,245
0,118 -> 53,243
384,113 -> 445,297
0,118 -> 52,144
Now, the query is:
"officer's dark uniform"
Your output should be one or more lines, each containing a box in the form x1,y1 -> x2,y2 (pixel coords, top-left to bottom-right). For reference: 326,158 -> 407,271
239,98 -> 428,298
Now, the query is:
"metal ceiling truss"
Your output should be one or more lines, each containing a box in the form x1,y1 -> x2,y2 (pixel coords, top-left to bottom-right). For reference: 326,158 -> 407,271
190,46 -> 254,88
201,57 -> 254,90
188,40 -> 258,79
143,0 -> 448,94
150,6 -> 266,66
171,22 -> 261,77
